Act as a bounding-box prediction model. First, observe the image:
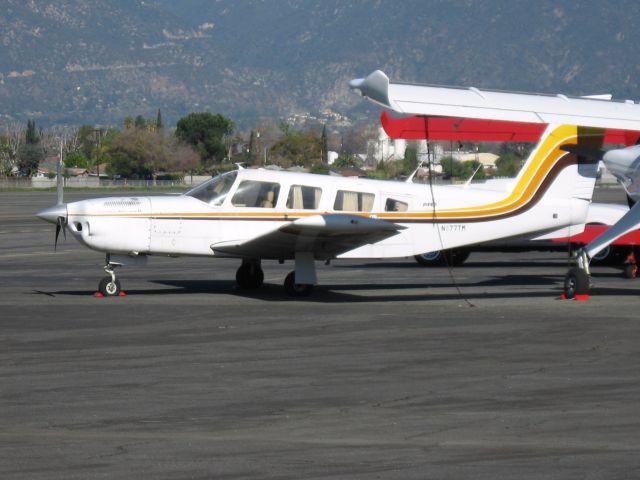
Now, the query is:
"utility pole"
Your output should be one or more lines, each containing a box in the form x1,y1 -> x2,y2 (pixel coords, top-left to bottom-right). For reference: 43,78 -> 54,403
57,136 -> 64,205
93,128 -> 102,179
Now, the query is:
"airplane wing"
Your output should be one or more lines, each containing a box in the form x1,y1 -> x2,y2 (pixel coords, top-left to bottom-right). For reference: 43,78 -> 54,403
380,111 -> 640,145
210,213 -> 405,260
350,70 -> 640,131
380,111 -> 546,142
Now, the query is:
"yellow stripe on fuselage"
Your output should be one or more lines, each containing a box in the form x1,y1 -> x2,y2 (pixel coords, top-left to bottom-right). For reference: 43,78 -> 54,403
72,126 -> 588,223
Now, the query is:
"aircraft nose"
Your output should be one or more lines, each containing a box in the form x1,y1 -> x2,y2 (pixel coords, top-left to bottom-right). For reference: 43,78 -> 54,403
36,204 -> 67,224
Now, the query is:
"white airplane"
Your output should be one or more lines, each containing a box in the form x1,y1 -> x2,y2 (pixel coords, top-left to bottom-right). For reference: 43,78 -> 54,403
37,116 -> 603,298
350,70 -> 640,298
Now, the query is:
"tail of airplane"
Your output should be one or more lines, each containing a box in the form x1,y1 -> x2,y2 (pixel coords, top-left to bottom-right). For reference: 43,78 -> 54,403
511,124 -> 603,206
420,124 -> 603,226
397,124 -> 605,251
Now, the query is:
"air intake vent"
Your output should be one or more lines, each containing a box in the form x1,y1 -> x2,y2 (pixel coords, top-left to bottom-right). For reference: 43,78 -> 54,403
103,198 -> 142,207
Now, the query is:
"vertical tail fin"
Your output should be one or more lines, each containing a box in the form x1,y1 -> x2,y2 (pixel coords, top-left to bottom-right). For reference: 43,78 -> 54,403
512,124 -> 603,204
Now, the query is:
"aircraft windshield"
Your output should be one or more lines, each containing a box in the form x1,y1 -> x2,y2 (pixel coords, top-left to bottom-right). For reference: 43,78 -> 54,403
184,171 -> 238,206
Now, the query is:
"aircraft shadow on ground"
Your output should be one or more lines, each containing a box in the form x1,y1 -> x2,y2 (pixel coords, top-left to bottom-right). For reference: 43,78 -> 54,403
30,273 -> 637,303
335,260 -> 575,270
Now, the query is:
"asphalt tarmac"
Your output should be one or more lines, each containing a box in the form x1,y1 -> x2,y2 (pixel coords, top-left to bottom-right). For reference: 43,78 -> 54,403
1,188 -> 639,479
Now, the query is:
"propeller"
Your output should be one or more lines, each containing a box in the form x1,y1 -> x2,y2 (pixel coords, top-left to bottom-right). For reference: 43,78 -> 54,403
54,215 -> 67,251
36,147 -> 68,250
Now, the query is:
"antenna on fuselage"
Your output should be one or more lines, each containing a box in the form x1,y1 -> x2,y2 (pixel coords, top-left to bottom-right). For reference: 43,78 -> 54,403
406,161 -> 425,183
463,163 -> 483,188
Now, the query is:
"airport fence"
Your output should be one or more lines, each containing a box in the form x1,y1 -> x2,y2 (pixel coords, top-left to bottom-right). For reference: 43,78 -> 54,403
0,175 -> 211,189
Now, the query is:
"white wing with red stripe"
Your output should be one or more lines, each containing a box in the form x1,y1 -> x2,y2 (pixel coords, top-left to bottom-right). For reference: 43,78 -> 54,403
350,70 -> 640,131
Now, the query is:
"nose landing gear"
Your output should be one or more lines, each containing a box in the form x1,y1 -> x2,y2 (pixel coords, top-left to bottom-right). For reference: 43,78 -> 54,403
98,254 -> 124,297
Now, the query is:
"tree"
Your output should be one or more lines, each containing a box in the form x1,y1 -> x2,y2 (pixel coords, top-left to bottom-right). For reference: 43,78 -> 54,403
175,112 -> 235,166
134,115 -> 147,130
25,119 -> 38,144
269,128 -> 321,167
247,130 -> 256,165
341,125 -> 376,155
64,151 -> 88,168
17,144 -> 43,176
77,125 -> 100,160
106,128 -> 198,179
0,136 -> 13,176
440,156 -> 463,178
401,146 -> 418,176
499,141 -> 532,159
310,163 -> 330,175
495,153 -> 523,177
333,154 -> 362,169
320,124 -> 328,164
156,109 -> 164,131
0,123 -> 23,175
17,120 -> 44,176
440,156 -> 485,180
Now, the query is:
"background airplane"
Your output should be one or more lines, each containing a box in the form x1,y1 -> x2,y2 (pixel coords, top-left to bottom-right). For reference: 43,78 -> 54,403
350,70 -> 640,298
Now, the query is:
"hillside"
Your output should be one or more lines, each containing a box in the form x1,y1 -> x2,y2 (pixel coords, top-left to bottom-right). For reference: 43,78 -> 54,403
1,0 -> 639,128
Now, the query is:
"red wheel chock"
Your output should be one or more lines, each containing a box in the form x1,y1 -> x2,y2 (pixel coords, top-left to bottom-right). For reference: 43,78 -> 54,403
559,293 -> 590,301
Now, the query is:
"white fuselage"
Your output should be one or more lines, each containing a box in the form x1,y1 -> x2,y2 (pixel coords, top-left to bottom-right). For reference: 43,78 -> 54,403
63,167 -> 590,261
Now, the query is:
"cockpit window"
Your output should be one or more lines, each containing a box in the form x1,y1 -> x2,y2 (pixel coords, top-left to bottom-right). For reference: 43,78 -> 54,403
231,180 -> 281,208
184,171 -> 238,206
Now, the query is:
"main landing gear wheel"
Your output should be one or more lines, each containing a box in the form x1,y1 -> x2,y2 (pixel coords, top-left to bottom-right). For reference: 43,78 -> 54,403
563,267 -> 591,299
414,248 -> 470,267
414,251 -> 443,266
284,271 -> 314,297
623,262 -> 638,279
444,249 -> 470,266
235,262 -> 264,289
98,276 -> 121,296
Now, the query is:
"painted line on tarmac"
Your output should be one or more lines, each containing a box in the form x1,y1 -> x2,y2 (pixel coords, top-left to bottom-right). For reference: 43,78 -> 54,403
0,250 -> 77,259
0,229 -> 50,234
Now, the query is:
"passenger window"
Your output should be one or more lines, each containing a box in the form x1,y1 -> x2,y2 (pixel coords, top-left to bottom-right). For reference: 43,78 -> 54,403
333,190 -> 375,212
231,180 -> 280,208
385,198 -> 408,212
286,185 -> 322,210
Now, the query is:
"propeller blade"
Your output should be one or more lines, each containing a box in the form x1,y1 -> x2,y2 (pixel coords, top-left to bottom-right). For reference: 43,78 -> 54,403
55,222 -> 60,251
54,215 -> 66,251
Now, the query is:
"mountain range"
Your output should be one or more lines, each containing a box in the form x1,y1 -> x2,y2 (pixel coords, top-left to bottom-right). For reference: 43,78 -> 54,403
1,0 -> 639,129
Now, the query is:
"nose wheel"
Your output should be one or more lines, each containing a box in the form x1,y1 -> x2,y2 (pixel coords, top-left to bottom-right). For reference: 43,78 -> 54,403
99,276 -> 122,296
98,255 -> 123,296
